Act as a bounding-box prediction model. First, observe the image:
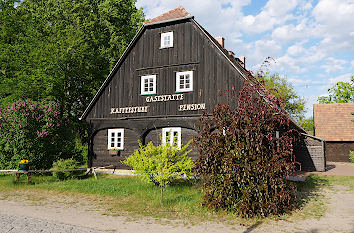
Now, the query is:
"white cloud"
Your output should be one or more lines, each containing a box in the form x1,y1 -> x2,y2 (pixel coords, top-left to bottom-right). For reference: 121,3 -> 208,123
316,73 -> 353,91
287,44 -> 305,56
312,0 -> 354,30
236,39 -> 282,71
273,54 -> 308,73
254,40 -> 282,58
311,0 -> 354,53
271,18 -> 315,43
328,73 -> 352,85
321,57 -> 347,73
239,0 -> 299,34
351,60 -> 354,68
303,46 -> 327,64
288,77 -> 312,85
301,2 -> 313,11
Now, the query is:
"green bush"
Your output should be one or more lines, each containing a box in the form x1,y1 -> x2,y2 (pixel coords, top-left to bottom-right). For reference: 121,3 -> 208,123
194,81 -> 299,217
123,139 -> 194,204
350,151 -> 354,163
52,159 -> 84,180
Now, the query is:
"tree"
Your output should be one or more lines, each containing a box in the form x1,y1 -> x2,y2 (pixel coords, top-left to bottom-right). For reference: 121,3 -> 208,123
318,77 -> 354,104
123,139 -> 194,205
301,117 -> 314,135
256,72 -> 306,122
194,80 -> 299,217
0,0 -> 145,119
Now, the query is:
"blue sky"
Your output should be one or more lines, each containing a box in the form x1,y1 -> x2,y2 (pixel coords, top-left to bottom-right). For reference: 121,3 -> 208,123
136,0 -> 354,118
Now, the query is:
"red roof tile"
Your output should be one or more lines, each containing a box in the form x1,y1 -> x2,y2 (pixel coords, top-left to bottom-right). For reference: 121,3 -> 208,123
144,6 -> 191,24
314,103 -> 354,141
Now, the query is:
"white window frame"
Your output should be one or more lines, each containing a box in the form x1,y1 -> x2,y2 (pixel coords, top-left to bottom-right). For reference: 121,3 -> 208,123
176,71 -> 193,92
162,127 -> 181,149
160,31 -> 173,48
140,75 -> 156,95
108,129 -> 124,150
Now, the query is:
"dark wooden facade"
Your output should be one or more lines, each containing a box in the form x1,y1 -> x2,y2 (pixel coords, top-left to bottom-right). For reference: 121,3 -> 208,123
81,8 -> 325,171
85,20 -> 245,120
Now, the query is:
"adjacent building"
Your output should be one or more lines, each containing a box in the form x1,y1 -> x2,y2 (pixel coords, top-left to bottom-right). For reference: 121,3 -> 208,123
314,103 -> 354,162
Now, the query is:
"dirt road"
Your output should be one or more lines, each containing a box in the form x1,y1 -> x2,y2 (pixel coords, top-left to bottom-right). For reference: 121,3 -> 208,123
0,186 -> 353,233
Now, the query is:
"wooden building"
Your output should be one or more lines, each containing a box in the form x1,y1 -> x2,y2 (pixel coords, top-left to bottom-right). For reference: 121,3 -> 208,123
314,103 -> 354,162
80,7 -> 326,171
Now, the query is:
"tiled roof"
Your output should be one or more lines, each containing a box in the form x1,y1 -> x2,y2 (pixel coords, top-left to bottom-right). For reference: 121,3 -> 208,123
314,103 -> 354,141
144,6 -> 191,24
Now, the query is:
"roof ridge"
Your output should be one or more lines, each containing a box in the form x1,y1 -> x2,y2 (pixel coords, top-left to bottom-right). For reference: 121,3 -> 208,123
144,6 -> 191,25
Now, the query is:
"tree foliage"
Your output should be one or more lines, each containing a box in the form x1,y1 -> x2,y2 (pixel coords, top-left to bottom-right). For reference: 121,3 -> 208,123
256,72 -> 306,122
0,99 -> 79,169
300,117 -> 314,135
0,0 -> 145,118
194,81 -> 299,217
123,139 -> 194,204
318,77 -> 354,104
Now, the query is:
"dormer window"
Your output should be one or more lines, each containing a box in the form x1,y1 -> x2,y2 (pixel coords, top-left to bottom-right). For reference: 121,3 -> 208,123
161,31 -> 173,48
176,71 -> 193,92
141,75 -> 156,95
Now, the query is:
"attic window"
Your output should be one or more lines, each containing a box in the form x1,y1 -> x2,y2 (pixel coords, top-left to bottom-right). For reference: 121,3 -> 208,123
141,75 -> 156,95
176,71 -> 193,92
161,31 -> 173,48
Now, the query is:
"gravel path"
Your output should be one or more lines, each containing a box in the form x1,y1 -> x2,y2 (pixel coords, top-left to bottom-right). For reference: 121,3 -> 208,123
0,213 -> 103,233
0,185 -> 353,233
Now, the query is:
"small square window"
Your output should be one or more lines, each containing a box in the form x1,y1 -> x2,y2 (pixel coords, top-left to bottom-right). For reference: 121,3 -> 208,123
141,75 -> 156,95
162,127 -> 181,149
176,71 -> 193,92
161,32 -> 173,48
108,129 -> 124,150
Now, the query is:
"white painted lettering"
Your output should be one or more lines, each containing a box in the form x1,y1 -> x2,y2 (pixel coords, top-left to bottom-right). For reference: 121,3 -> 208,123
143,94 -> 184,103
110,105 -> 150,114
178,103 -> 206,111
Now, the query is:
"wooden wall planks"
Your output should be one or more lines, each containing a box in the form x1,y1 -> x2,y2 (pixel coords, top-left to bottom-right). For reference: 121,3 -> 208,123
86,20 -> 245,120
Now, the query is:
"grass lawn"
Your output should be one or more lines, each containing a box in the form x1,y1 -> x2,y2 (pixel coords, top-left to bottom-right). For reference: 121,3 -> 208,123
0,174 -> 215,221
0,173 -> 353,223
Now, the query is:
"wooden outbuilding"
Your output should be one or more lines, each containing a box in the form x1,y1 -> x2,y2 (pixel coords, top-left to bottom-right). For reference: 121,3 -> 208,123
80,6 -> 326,171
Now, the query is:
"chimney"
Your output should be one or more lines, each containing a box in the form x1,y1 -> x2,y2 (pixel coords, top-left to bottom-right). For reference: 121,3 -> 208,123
215,37 -> 225,48
239,56 -> 246,69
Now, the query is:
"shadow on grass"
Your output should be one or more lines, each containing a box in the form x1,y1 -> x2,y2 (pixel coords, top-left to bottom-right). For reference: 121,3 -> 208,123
163,179 -> 200,205
2,173 -> 93,186
168,178 -> 196,188
295,174 -> 329,210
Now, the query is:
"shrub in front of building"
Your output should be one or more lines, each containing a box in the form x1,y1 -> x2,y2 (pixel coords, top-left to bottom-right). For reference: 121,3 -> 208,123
52,158 -> 84,180
123,139 -> 194,204
194,81 -> 300,217
0,99 -> 76,170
